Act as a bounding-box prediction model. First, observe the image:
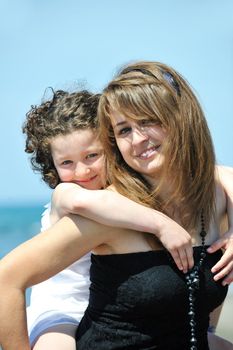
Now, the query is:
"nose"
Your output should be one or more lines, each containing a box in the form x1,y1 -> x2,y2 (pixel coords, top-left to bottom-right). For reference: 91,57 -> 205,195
131,127 -> 149,146
74,163 -> 90,178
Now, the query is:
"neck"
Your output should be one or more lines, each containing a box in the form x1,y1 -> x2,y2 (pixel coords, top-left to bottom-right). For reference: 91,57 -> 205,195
143,172 -> 173,202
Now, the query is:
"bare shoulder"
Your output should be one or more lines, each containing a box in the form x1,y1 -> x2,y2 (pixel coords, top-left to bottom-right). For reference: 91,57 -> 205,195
215,166 -> 233,187
216,165 -> 233,174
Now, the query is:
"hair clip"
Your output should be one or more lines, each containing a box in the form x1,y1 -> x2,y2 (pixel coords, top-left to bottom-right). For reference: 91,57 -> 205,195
161,71 -> 181,96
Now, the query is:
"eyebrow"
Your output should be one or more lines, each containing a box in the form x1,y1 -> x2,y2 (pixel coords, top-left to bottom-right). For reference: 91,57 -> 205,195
113,121 -> 127,129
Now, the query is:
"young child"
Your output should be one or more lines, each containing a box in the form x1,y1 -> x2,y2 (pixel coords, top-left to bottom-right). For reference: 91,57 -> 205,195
23,89 -> 197,349
23,88 -> 233,350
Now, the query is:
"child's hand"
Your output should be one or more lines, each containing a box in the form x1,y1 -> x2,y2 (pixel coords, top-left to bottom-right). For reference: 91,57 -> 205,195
157,218 -> 194,274
207,230 -> 233,285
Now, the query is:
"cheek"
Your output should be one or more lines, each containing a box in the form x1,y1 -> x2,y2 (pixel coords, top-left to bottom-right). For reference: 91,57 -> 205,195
90,157 -> 104,176
160,129 -> 167,141
56,168 -> 73,182
116,139 -> 131,159
149,126 -> 167,141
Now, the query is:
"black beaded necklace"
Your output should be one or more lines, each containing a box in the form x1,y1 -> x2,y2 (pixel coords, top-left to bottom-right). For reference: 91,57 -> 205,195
185,211 -> 207,350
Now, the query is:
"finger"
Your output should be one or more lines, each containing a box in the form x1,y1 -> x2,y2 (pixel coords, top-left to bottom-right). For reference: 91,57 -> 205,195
177,249 -> 188,274
170,250 -> 183,271
186,246 -> 194,270
207,239 -> 226,253
222,269 -> 233,286
213,261 -> 233,282
211,250 -> 233,273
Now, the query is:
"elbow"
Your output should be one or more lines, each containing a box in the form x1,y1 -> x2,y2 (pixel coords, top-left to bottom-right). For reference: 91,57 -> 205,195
0,267 -> 13,297
0,261 -> 10,285
0,260 -> 26,293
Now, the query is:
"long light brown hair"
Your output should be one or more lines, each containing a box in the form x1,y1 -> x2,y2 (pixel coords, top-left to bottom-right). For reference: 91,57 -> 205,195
98,61 -> 216,230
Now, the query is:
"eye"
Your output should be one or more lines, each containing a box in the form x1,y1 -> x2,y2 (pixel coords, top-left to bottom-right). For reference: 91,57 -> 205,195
86,153 -> 99,159
61,160 -> 73,166
140,119 -> 150,126
118,126 -> 132,136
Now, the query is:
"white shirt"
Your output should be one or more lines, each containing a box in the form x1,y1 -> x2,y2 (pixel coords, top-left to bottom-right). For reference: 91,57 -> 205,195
27,203 -> 91,346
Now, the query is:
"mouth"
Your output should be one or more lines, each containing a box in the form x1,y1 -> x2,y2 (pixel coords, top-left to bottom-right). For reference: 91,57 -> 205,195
74,175 -> 98,184
136,145 -> 161,160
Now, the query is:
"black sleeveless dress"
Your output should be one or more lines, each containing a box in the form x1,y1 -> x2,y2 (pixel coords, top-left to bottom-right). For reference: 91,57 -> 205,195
75,247 -> 228,349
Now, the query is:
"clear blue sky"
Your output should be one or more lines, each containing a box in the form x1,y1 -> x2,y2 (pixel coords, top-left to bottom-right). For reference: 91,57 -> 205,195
1,0 -> 233,204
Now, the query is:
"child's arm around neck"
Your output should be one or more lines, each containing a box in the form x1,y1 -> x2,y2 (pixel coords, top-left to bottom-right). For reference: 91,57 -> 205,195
50,182 -> 194,273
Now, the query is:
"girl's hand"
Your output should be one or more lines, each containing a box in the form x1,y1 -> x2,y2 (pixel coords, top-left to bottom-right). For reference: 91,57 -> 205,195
208,230 -> 233,285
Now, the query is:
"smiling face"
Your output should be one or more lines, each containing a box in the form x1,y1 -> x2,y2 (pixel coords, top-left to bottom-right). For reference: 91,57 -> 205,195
97,62 -> 216,230
110,110 -> 167,184
51,129 -> 105,190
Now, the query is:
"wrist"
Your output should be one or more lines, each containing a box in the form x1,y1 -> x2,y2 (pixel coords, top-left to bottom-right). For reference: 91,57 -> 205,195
151,211 -> 170,238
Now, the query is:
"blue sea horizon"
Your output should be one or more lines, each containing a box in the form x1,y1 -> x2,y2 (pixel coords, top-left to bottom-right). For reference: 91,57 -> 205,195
0,203 -> 45,258
0,203 -> 47,314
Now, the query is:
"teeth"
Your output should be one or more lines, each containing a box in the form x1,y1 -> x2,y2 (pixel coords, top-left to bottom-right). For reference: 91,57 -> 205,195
139,148 -> 155,159
138,145 -> 160,159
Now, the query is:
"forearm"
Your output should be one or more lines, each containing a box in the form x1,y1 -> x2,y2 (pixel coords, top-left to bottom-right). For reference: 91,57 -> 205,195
0,215 -> 112,349
69,188 -> 177,236
0,235 -> 58,350
52,183 -> 191,243
0,284 -> 30,350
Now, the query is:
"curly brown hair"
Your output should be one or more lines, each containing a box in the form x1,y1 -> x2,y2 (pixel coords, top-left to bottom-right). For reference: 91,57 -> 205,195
23,89 -> 100,188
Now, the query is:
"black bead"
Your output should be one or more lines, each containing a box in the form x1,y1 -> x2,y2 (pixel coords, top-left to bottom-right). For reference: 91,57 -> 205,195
190,337 -> 197,344
200,230 -> 206,237
188,311 -> 195,316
